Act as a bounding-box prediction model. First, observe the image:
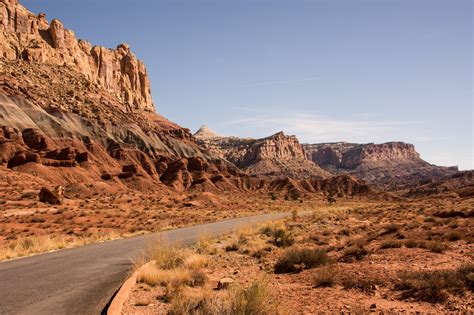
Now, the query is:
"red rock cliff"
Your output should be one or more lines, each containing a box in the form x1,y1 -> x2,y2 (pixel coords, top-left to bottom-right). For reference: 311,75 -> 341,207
0,0 -> 154,112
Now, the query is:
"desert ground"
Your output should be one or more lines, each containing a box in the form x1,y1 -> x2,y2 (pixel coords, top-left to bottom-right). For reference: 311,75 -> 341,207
0,166 -> 319,260
123,197 -> 473,314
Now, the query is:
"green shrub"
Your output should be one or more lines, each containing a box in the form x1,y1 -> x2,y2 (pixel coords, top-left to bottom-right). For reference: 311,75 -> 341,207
275,247 -> 331,273
260,225 -> 294,248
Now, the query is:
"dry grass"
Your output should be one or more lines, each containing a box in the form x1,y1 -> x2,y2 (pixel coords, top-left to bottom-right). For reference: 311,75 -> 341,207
137,265 -> 193,287
0,232 -> 119,261
168,277 -> 279,315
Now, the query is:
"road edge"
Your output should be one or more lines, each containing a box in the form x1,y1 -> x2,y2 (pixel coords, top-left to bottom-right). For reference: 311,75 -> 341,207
105,211 -> 296,314
107,272 -> 138,315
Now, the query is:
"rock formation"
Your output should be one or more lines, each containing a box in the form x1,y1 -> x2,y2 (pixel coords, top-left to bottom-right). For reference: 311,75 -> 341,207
0,0 -> 153,112
195,129 -> 330,179
194,125 -> 222,140
0,1 -> 376,200
303,142 -> 459,189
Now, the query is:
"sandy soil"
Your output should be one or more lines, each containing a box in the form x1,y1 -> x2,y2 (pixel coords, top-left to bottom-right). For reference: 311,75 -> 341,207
124,197 -> 473,314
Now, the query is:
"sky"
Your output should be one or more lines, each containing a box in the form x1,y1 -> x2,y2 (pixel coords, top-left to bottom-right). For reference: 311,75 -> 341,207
23,0 -> 473,170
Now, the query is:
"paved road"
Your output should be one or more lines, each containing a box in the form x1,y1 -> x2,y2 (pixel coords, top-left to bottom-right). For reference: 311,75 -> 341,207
0,212 -> 289,315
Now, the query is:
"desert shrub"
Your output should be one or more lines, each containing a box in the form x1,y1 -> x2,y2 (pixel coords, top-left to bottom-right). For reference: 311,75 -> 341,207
424,241 -> 448,253
229,278 -> 279,314
189,269 -> 208,287
313,266 -> 338,288
341,277 -> 380,294
404,239 -> 419,248
380,223 -> 400,236
168,278 -> 278,315
291,209 -> 298,221
260,224 -> 294,248
225,243 -> 239,252
458,263 -> 474,291
327,192 -> 336,205
339,246 -> 368,262
380,240 -> 402,249
137,265 -> 191,287
274,247 -> 331,273
149,241 -> 184,269
446,231 -> 462,241
339,228 -> 350,236
397,268 -> 471,303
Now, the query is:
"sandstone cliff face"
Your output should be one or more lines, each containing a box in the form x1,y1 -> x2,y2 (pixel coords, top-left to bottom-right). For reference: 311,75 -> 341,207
303,142 -> 458,188
0,1 -> 380,200
0,0 -> 153,112
195,127 -> 329,179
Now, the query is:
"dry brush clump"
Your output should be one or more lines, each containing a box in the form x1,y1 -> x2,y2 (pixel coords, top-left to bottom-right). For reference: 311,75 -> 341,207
136,240 -> 209,296
0,232 -> 119,260
338,245 -> 368,262
168,277 -> 279,315
274,247 -> 332,273
396,264 -> 474,303
313,265 -> 338,288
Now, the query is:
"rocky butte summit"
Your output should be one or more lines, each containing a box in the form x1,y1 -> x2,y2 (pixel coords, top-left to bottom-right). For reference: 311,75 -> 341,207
194,126 -> 330,179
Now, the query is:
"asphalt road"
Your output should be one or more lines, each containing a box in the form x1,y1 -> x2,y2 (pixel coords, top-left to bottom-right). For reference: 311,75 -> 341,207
0,212 -> 290,315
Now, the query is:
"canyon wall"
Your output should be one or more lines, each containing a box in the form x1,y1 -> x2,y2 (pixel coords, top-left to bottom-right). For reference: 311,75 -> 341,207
0,0 -> 154,112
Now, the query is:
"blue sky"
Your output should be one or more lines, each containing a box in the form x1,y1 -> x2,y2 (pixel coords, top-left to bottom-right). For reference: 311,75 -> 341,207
23,0 -> 473,169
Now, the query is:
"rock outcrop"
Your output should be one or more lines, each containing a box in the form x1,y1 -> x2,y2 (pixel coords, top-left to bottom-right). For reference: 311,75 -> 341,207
0,0 -> 154,112
401,171 -> 474,198
303,142 -> 459,189
195,129 -> 330,179
0,1 -> 382,201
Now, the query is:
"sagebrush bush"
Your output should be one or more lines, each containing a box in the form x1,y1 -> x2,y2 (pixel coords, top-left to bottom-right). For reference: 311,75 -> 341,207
397,266 -> 472,303
339,246 -> 368,262
424,241 -> 448,253
446,231 -> 462,241
380,240 -> 402,249
260,224 -> 294,248
275,247 -> 331,273
313,266 -> 337,288
341,277 -> 380,294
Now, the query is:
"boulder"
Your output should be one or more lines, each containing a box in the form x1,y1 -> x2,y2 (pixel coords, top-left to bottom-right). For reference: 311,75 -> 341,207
38,186 -> 64,204
22,128 -> 49,150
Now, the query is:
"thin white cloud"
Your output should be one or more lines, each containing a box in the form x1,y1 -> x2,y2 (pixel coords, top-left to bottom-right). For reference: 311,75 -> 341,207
241,77 -> 321,88
221,110 -> 423,143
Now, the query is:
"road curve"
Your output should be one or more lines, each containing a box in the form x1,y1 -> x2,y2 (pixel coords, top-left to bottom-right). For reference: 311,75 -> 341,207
0,211 -> 289,315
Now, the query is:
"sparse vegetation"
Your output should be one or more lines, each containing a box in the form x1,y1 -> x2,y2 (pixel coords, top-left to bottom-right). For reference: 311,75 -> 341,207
260,224 -> 294,248
380,240 -> 402,249
397,265 -> 474,303
168,278 -> 279,315
275,247 -> 331,273
313,265 -> 338,287
339,246 -> 368,262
